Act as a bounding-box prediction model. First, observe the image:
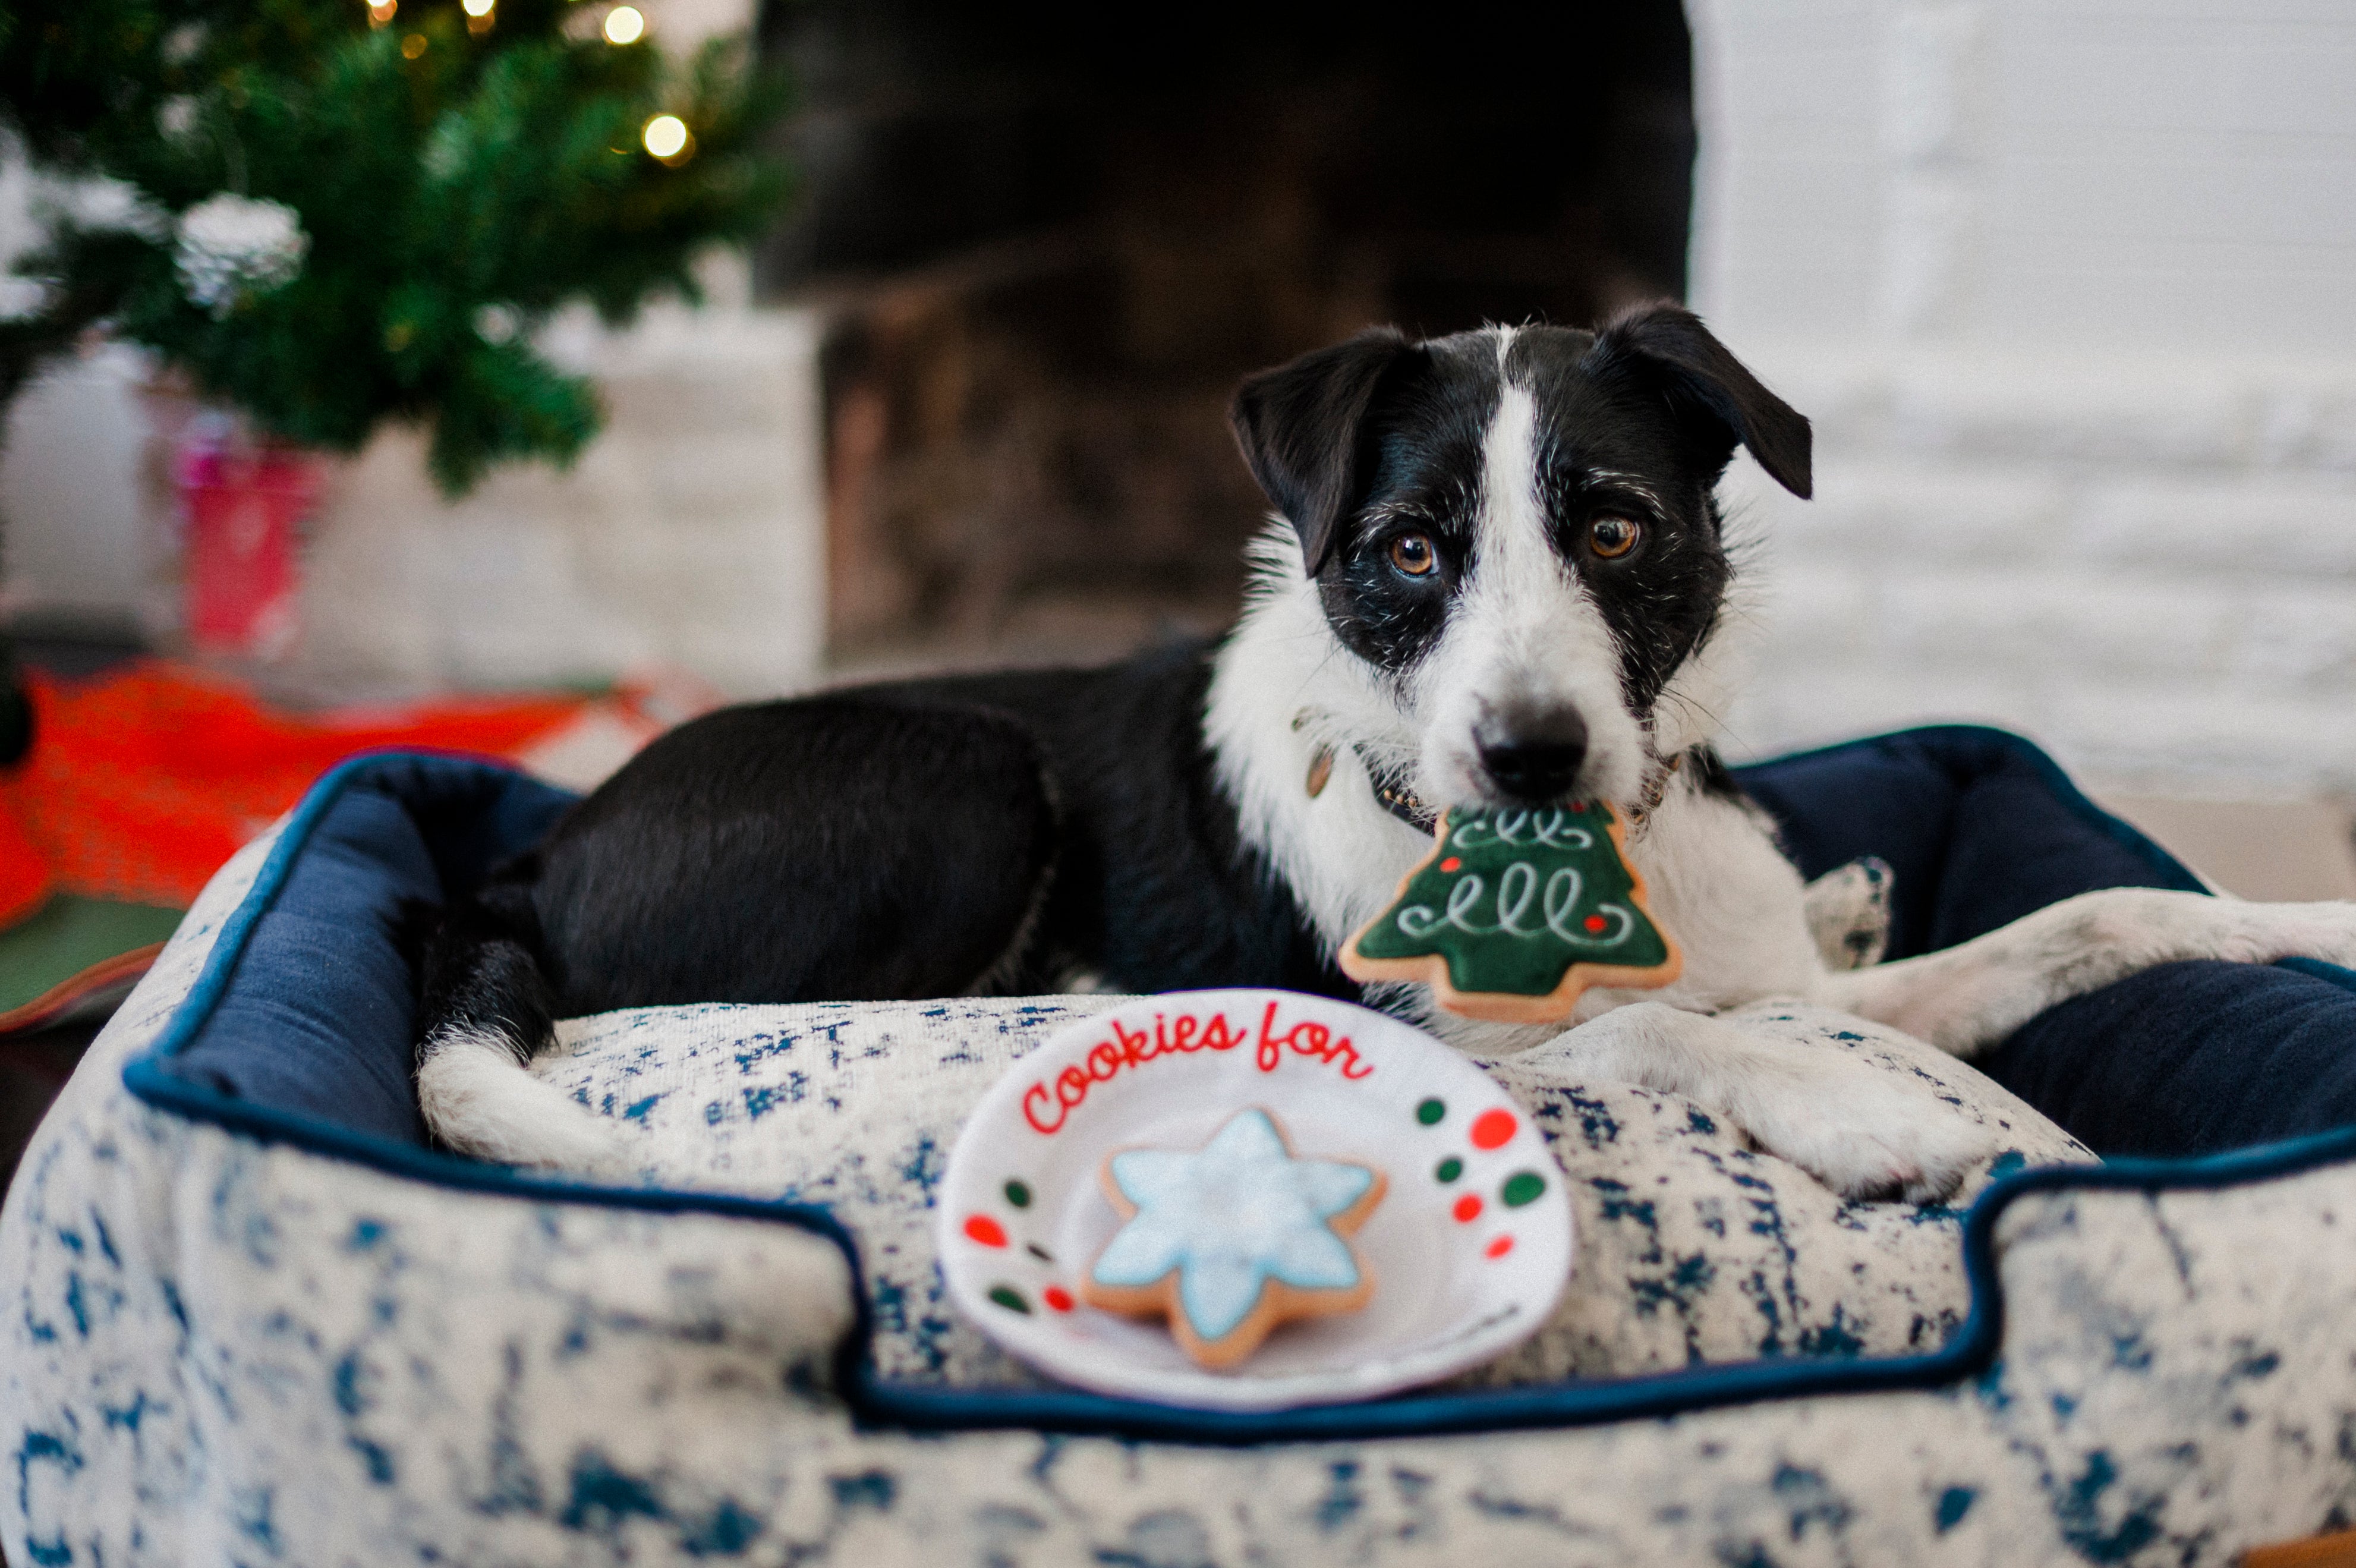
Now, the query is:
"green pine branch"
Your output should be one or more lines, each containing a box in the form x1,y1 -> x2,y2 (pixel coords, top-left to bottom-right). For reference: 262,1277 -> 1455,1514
0,0 -> 793,496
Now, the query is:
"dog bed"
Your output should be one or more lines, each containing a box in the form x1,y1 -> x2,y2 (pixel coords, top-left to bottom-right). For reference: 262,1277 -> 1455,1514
9,728 -> 2356,1566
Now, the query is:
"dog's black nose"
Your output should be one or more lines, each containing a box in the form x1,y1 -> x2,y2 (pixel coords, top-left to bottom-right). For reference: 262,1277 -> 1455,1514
1476,710 -> 1589,803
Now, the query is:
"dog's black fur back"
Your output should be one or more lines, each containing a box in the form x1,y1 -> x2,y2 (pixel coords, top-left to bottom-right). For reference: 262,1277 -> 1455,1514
410,639 -> 1350,1070
407,880 -> 557,1068
868,641 -> 1348,997
530,694 -> 1056,1009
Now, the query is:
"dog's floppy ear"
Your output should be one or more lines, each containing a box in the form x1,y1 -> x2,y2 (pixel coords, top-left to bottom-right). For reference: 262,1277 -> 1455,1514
1230,328 -> 1413,576
1586,303 -> 1812,499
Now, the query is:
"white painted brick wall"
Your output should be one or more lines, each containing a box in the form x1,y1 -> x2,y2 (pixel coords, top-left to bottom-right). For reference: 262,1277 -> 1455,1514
1691,0 -> 2356,795
298,294 -> 827,698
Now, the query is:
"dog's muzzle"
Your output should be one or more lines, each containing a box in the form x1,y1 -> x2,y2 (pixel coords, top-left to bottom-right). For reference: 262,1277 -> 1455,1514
1474,708 -> 1589,805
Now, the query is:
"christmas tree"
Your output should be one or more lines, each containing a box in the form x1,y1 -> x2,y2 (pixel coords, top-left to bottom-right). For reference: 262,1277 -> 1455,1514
0,0 -> 790,494
1344,801 -> 1681,1019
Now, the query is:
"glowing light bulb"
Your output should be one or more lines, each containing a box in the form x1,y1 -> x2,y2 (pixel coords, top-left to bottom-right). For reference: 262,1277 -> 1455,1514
461,0 -> 493,14
642,114 -> 689,160
603,5 -> 644,43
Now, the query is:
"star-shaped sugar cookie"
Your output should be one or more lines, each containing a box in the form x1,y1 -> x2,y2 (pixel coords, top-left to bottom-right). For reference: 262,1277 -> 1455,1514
1082,1107 -> 1386,1368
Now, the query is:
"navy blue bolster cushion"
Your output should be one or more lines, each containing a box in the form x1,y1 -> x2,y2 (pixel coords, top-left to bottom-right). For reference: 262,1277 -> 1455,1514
163,754 -> 576,1147
155,731 -> 2356,1161
1733,726 -> 2356,1157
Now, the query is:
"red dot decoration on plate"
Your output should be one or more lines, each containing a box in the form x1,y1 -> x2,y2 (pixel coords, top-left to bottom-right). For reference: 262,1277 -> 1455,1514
1440,857 -> 1462,872
1485,1235 -> 1514,1260
1469,1108 -> 1517,1150
1453,1193 -> 1483,1223
964,1215 -> 1007,1247
1042,1285 -> 1075,1313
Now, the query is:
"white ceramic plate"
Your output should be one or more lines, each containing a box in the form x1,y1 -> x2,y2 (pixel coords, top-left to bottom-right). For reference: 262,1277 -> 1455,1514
937,989 -> 1573,1411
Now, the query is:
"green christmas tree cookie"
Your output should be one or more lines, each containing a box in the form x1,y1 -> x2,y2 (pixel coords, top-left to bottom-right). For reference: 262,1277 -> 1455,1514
1342,801 -> 1682,1022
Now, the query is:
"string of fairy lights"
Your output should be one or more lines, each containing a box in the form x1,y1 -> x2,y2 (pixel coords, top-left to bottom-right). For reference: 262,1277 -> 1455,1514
362,0 -> 693,162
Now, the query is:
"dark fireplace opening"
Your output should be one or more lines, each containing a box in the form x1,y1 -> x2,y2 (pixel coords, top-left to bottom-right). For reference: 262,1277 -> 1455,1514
755,2 -> 1697,663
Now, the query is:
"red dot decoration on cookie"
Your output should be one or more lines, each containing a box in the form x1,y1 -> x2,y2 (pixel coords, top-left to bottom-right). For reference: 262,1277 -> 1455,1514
1042,1286 -> 1075,1313
1440,857 -> 1462,873
1485,1235 -> 1515,1260
964,1215 -> 1008,1248
1469,1109 -> 1517,1150
1453,1193 -> 1483,1223
1584,914 -> 1608,933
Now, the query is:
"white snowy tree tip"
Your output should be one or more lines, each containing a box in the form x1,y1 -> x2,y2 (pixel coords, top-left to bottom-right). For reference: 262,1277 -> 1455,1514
175,194 -> 310,316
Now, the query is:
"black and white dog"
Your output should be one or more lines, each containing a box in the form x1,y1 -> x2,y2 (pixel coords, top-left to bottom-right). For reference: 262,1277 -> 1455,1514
411,306 -> 2356,1200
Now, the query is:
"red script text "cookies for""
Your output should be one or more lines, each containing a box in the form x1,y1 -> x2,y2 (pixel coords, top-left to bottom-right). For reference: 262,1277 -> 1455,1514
1022,1000 -> 1375,1134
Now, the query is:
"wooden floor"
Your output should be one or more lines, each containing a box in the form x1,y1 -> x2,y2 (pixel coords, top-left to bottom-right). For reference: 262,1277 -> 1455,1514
2100,794 -> 2356,902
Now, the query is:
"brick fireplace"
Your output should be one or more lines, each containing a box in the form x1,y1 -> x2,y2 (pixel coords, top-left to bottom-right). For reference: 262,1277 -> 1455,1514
757,1 -> 1700,663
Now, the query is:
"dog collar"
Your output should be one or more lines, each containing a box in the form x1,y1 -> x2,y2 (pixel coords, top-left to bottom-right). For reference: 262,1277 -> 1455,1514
1306,739 -> 1438,834
1629,752 -> 1684,827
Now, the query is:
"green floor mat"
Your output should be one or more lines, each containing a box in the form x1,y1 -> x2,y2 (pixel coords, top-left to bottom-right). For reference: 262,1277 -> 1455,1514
0,895 -> 186,1017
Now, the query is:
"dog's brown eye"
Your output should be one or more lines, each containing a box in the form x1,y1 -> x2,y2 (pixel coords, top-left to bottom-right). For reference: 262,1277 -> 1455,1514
1588,515 -> 1641,559
1387,533 -> 1439,578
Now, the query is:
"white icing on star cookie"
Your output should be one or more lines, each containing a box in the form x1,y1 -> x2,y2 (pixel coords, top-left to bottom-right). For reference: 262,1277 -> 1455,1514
1082,1106 -> 1387,1368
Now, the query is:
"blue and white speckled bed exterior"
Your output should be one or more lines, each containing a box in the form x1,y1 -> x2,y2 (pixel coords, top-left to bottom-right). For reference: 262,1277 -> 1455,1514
8,760 -> 2356,1567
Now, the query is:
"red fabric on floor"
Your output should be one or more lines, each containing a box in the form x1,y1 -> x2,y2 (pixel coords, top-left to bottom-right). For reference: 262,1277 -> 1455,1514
0,795 -> 51,928
0,662 -> 588,911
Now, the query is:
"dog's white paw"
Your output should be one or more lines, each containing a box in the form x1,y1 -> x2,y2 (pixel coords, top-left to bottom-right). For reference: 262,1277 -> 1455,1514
1801,857 -> 1894,972
417,1025 -> 638,1177
2226,899 -> 2356,969
1728,1059 -> 1996,1204
1537,1001 -> 1998,1204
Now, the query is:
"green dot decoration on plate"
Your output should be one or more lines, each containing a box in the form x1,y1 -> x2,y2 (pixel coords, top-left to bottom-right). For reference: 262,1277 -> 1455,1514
988,1285 -> 1030,1314
1435,1157 -> 1464,1183
1416,1098 -> 1447,1126
1003,1179 -> 1032,1208
1501,1170 -> 1546,1207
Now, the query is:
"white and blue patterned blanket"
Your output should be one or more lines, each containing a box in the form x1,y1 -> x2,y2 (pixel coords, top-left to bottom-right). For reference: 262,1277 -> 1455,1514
9,773 -> 2356,1564
536,994 -> 2089,1389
